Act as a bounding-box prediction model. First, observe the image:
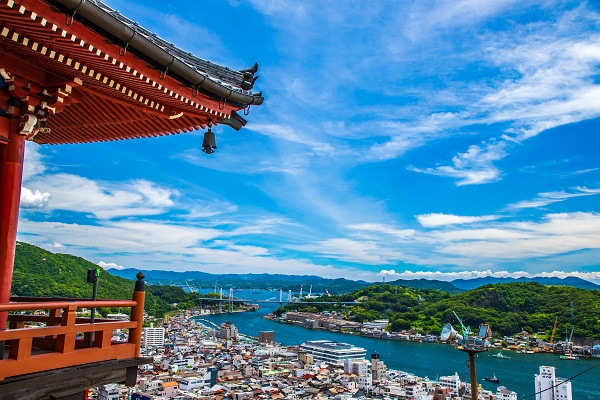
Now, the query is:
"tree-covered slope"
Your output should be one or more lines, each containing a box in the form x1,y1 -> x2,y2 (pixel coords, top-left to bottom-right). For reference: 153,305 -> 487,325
12,242 -> 138,299
279,282 -> 600,338
427,282 -> 600,338
11,242 -> 250,318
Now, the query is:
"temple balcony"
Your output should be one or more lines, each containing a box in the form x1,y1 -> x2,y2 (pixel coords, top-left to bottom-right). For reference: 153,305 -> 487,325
0,274 -> 150,400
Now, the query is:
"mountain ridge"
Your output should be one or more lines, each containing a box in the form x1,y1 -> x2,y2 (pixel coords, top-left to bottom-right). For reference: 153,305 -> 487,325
109,267 -> 599,293
451,276 -> 599,290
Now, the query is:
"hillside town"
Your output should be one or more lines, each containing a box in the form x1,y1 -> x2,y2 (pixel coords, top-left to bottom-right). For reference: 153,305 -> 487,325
85,312 -> 533,400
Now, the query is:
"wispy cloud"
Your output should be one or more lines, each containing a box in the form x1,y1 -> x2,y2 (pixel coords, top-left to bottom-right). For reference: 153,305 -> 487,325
416,213 -> 499,227
409,141 -> 507,185
508,187 -> 600,209
297,238 -> 406,265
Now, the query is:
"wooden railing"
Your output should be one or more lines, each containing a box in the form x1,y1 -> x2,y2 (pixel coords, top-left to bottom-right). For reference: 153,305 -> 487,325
0,273 -> 146,381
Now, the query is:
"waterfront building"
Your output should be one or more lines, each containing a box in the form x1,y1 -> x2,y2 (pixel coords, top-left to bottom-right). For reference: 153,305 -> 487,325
362,319 -> 389,330
142,325 -> 166,348
300,340 -> 366,365
535,365 -> 573,400
218,321 -> 239,340
592,345 -> 600,358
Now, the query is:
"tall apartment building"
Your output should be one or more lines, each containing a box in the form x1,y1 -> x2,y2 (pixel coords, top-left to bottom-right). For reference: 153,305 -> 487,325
535,366 -> 573,400
343,359 -> 372,389
217,321 -> 238,340
259,331 -> 275,344
142,325 -> 166,348
371,353 -> 387,381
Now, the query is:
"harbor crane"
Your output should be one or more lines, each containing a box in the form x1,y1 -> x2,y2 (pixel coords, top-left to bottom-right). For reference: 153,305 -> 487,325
550,317 -> 558,344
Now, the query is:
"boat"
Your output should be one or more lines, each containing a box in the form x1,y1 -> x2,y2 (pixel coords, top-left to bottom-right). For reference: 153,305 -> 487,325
492,351 -> 511,359
483,374 -> 500,383
560,353 -> 579,360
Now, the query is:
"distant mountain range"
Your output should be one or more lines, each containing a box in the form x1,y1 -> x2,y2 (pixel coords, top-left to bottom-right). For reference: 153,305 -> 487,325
451,276 -> 600,291
109,268 -> 599,293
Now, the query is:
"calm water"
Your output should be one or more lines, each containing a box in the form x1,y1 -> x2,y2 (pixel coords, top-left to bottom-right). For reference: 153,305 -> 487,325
196,290 -> 600,399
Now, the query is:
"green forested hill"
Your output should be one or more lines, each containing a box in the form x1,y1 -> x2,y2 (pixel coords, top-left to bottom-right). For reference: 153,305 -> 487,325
12,242 -> 137,299
424,282 -> 600,338
280,282 -> 600,338
11,242 -> 239,318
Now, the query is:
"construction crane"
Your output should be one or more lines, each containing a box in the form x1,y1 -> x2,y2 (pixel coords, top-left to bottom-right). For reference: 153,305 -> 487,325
550,317 -> 559,344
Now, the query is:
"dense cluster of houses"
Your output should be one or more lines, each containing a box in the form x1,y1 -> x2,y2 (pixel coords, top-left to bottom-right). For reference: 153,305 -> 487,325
87,312 -> 519,400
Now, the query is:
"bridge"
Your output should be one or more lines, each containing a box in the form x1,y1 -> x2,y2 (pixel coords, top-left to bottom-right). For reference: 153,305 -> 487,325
191,288 -> 358,313
195,298 -> 358,305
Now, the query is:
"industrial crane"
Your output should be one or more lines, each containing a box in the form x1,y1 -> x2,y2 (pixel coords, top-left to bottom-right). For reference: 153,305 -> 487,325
550,317 -> 559,344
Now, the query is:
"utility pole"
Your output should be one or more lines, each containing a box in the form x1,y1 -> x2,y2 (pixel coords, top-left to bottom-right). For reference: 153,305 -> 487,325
87,267 -> 101,347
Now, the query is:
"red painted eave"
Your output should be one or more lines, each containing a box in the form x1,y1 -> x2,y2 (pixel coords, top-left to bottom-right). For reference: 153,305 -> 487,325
0,0 -> 251,144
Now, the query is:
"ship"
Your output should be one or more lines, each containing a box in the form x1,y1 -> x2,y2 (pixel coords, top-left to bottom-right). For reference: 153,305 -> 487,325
560,352 -> 579,360
483,374 -> 500,383
492,351 -> 511,359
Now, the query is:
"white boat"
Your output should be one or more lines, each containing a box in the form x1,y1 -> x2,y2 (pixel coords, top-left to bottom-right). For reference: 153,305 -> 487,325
492,351 -> 510,359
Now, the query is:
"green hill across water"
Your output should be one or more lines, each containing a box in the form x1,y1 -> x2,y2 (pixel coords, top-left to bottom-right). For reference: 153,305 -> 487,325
10,242 -> 600,338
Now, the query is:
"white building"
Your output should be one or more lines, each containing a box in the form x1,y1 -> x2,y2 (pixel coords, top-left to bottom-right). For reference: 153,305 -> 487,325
97,384 -> 120,400
362,319 -> 389,330
343,359 -> 371,375
405,382 -> 427,399
497,386 -> 518,400
299,340 -> 366,366
439,372 -> 461,395
535,365 -> 572,400
142,325 -> 165,348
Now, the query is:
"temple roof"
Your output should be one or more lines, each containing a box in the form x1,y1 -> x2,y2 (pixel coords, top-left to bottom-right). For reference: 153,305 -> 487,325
0,0 -> 263,144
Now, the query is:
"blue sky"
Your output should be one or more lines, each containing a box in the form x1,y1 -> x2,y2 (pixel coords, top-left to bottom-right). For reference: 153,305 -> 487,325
17,0 -> 600,283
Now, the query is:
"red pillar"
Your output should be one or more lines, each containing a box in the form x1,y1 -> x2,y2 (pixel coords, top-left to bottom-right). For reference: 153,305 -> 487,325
0,118 -> 25,329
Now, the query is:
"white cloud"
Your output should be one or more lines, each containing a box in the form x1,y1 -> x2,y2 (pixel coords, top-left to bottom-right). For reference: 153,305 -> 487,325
409,141 -> 506,186
298,238 -> 406,265
20,187 -> 51,209
437,212 -> 600,259
377,269 -> 600,284
25,174 -> 178,219
508,187 -> 600,209
347,223 -> 415,238
416,213 -> 499,227
98,260 -> 125,270
22,142 -> 47,181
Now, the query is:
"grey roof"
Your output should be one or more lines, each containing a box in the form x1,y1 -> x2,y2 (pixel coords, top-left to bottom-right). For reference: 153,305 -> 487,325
54,0 -> 263,106
89,0 -> 251,93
